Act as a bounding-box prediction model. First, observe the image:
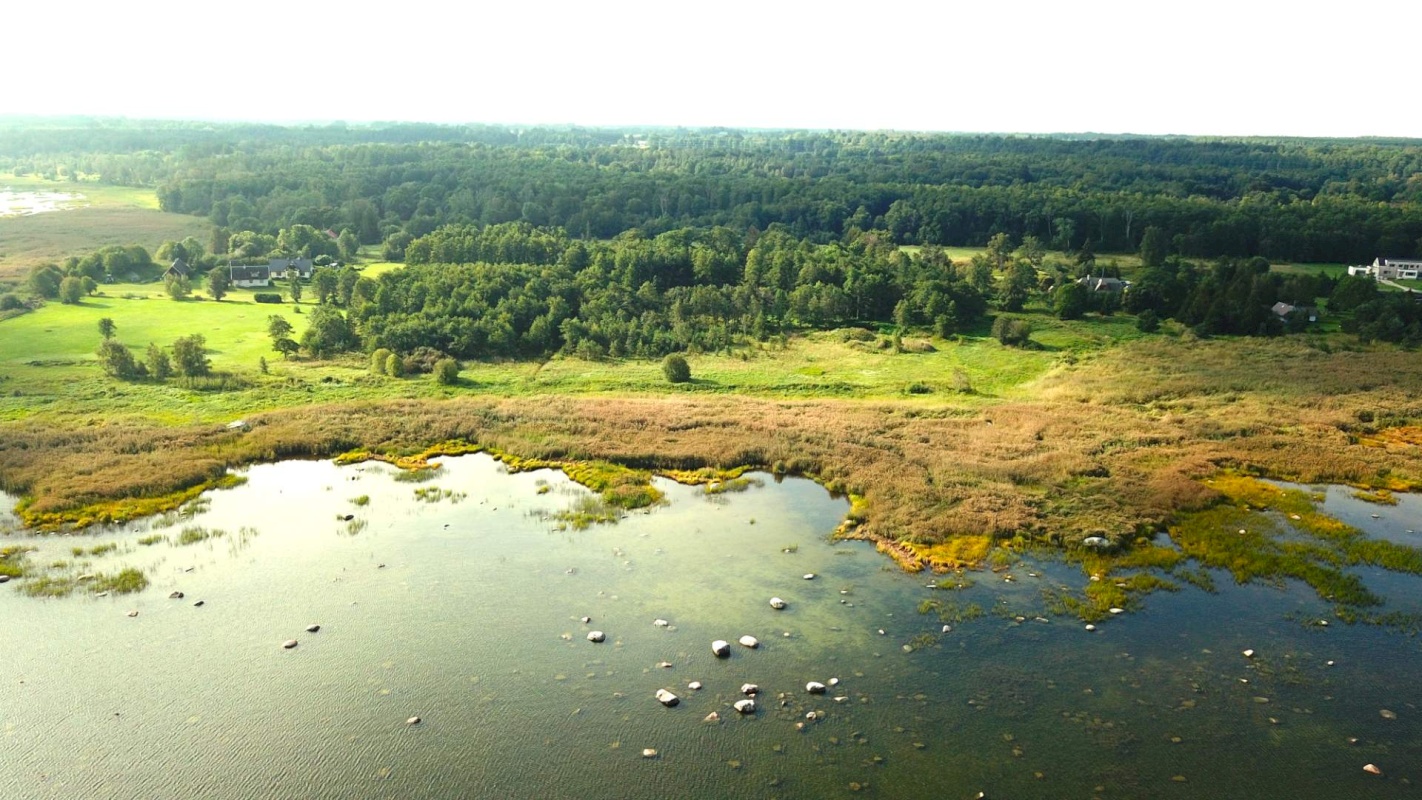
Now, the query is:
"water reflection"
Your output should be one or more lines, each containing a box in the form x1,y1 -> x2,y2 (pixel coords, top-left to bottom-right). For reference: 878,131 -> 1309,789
0,457 -> 1417,799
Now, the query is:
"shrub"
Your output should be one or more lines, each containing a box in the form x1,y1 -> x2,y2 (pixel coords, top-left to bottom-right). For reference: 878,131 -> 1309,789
991,316 -> 1033,347
1136,309 -> 1161,333
435,358 -> 460,385
662,354 -> 691,383
253,293 -> 283,304
385,353 -> 403,377
371,348 -> 392,375
0,294 -> 24,311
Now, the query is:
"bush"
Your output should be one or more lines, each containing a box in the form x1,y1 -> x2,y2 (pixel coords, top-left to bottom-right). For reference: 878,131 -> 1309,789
371,348 -> 392,375
385,353 -> 403,377
435,358 -> 461,385
253,293 -> 283,304
1136,309 -> 1161,333
991,316 -> 1033,347
662,354 -> 691,383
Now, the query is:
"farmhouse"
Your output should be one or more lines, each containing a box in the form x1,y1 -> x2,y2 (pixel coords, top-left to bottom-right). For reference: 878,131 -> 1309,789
163,258 -> 191,280
268,257 -> 314,280
1077,275 -> 1128,293
1271,301 -> 1318,324
229,265 -> 272,288
1348,257 -> 1422,280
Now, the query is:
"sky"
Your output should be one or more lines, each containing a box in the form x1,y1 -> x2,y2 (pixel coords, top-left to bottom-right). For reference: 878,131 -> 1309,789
6,0 -> 1419,138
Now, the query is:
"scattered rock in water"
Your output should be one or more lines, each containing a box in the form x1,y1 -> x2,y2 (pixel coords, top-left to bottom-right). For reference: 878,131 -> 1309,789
941,625 -> 952,633
169,591 -> 185,599
734,699 -> 756,714
806,681 -> 828,694
738,635 -> 759,649
688,681 -> 703,691
1243,649 -> 1256,659
1108,607 -> 1124,615
656,661 -> 673,669
653,619 -> 669,627
193,600 -> 205,607
902,645 -> 914,653
803,573 -> 816,580
655,689 -> 680,707
769,597 -> 787,610
712,640 -> 731,658
0,575 -> 9,584
587,631 -> 606,643
1082,536 -> 1109,548
805,711 -> 819,721
282,639 -> 298,649
828,678 -> 840,687
406,716 -> 421,726
341,514 -> 354,522
306,624 -> 321,633
704,712 -> 721,723
641,748 -> 658,759
876,629 -> 885,636
580,616 -> 591,624
126,610 -> 139,618
377,564 -> 386,569
1380,709 -> 1398,720
740,683 -> 760,696
1084,624 -> 1097,632
1364,763 -> 1383,776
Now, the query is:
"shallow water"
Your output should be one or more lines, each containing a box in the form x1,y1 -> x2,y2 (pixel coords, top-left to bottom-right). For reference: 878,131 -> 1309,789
0,189 -> 85,217
1,456 -> 1418,799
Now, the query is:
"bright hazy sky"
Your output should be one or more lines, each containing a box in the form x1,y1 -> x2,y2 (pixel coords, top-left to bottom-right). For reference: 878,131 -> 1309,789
7,1 -> 1419,138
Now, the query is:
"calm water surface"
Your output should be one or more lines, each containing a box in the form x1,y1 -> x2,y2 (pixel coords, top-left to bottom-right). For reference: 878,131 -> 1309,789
1,457 -> 1418,799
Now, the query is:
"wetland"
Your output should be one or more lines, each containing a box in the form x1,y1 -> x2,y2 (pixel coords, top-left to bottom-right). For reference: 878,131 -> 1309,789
2,454 -> 1418,799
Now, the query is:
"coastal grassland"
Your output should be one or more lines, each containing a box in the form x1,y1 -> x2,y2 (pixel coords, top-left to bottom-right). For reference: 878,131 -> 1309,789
0,175 -> 210,282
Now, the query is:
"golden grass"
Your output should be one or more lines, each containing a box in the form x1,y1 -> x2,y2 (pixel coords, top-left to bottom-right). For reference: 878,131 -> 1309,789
1,336 -> 1419,590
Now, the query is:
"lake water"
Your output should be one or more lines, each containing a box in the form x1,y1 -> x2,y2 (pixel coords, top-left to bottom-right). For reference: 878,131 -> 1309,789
1,456 -> 1418,799
0,189 -> 85,217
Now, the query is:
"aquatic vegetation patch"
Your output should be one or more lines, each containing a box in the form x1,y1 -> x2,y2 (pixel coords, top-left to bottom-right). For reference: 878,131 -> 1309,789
413,486 -> 466,503
20,566 -> 148,598
72,542 -> 118,557
350,495 -> 370,506
0,545 -> 36,579
903,535 -> 993,571
176,525 -> 226,545
701,476 -> 764,495
136,534 -> 164,546
553,495 -> 621,530
1351,489 -> 1398,505
1166,473 -> 1422,615
17,474 -> 244,532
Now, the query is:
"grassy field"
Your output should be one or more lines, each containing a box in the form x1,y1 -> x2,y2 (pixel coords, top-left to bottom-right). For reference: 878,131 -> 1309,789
0,174 -> 210,284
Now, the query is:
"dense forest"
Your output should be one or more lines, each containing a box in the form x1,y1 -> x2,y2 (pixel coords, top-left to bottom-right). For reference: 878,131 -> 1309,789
5,120 -> 1422,361
3,120 -> 1422,263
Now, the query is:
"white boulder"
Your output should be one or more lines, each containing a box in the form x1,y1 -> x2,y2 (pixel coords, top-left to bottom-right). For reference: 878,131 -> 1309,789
740,683 -> 759,696
733,699 -> 756,714
655,689 -> 680,707
587,631 -> 606,643
769,597 -> 787,610
806,681 -> 827,694
738,635 -> 759,649
712,640 -> 730,657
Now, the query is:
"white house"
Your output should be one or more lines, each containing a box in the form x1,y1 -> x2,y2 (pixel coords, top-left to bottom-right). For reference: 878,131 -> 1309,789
1348,257 -> 1422,280
229,265 -> 271,288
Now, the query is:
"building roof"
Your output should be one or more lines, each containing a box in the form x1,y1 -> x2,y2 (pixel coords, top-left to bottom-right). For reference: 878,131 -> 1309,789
230,265 -> 271,281
165,258 -> 190,277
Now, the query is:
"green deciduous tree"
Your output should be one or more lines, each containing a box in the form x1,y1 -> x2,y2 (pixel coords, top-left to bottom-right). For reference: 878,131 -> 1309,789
1139,226 -> 1168,267
1054,282 -> 1089,320
98,317 -> 116,340
59,276 -> 84,304
299,305 -> 356,358
171,334 -> 210,377
165,274 -> 192,300
207,266 -> 231,301
97,339 -> 142,379
145,342 -> 172,380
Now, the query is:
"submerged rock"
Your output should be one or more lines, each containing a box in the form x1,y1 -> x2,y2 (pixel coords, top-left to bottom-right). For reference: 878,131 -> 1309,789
656,661 -> 673,669
655,689 -> 680,707
126,610 -> 139,618
712,640 -> 731,657
739,635 -> 759,649
769,597 -> 787,610
587,631 -> 606,643
193,600 -> 205,607
282,639 -> 298,649
734,699 -> 756,714
703,711 -> 721,723
740,683 -> 760,696
306,624 -> 321,633
406,716 -> 421,726
580,616 -> 591,624
169,591 -> 185,599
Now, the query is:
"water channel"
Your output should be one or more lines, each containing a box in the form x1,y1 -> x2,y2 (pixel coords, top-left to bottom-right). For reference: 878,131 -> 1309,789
1,455 -> 1418,798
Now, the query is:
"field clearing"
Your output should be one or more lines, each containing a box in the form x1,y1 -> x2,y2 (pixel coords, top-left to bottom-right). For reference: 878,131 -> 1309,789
0,174 -> 210,283
1269,261 -> 1348,277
